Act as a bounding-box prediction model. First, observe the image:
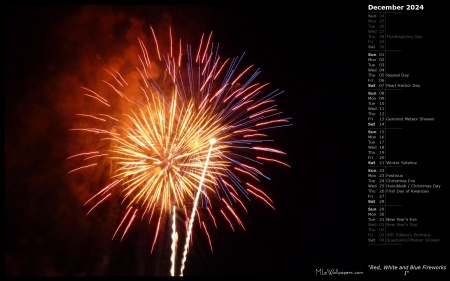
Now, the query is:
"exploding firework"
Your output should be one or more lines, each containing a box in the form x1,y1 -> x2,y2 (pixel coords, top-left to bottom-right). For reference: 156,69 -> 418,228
67,25 -> 291,275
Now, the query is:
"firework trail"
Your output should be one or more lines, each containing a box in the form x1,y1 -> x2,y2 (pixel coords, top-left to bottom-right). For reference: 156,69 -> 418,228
180,139 -> 215,276
67,25 -> 291,275
170,206 -> 178,276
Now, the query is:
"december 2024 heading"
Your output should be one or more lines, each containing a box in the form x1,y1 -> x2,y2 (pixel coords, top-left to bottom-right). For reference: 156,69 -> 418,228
368,5 -> 424,11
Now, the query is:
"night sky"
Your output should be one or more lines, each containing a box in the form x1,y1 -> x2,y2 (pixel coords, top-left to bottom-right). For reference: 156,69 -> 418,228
5,5 -> 369,276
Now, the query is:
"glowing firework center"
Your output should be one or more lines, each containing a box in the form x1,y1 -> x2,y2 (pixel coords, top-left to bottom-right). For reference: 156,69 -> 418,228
111,91 -> 226,215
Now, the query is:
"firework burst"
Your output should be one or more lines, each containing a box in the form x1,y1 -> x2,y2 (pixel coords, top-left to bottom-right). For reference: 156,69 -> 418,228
67,25 -> 291,274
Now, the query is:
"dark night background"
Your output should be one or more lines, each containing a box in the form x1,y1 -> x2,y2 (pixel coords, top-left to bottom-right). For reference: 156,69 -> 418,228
4,4 -> 444,277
